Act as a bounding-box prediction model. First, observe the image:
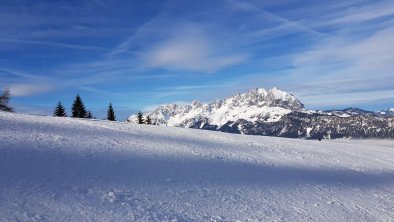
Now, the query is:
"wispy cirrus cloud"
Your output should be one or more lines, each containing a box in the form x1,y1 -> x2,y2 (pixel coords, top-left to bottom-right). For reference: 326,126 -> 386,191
227,0 -> 326,38
8,83 -> 53,96
2,0 -> 394,117
0,68 -> 54,96
158,83 -> 236,91
0,38 -> 114,52
292,27 -> 394,79
110,18 -> 248,73
328,2 -> 394,24
230,26 -> 394,108
141,26 -> 247,73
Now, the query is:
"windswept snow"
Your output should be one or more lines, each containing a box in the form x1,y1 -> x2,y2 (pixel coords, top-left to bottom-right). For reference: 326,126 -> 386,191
1,112 -> 394,221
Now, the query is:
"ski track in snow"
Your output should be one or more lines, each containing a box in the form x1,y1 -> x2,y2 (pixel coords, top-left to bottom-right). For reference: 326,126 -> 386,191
1,112 -> 394,221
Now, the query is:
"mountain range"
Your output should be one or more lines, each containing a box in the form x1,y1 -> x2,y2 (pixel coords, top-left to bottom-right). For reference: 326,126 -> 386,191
128,88 -> 394,139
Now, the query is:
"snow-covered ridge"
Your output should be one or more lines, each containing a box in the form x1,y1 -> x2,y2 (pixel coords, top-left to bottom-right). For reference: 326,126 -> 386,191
129,87 -> 304,127
323,107 -> 377,117
379,108 -> 394,116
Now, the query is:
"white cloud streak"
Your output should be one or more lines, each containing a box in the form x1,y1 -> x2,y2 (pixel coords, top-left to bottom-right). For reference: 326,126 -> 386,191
142,27 -> 247,72
329,2 -> 394,24
264,27 -> 394,107
1,68 -> 55,96
227,0 -> 327,38
9,84 -> 53,96
293,27 -> 394,79
0,38 -> 109,51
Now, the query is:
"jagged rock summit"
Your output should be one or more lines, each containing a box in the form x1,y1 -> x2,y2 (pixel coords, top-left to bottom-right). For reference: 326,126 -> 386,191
128,87 -> 304,127
128,87 -> 394,139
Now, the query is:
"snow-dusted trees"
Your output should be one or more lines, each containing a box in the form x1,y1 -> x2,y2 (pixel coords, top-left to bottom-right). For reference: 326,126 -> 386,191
145,116 -> 152,125
107,103 -> 116,121
137,111 -> 144,124
53,102 -> 67,117
0,88 -> 13,112
71,94 -> 88,118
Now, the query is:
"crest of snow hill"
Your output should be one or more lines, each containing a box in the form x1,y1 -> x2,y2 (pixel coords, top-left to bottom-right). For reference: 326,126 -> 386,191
128,88 -> 394,139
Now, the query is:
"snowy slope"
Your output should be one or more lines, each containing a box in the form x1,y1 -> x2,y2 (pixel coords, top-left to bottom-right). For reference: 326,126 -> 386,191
324,107 -> 378,117
128,87 -> 303,127
1,112 -> 394,221
379,108 -> 394,117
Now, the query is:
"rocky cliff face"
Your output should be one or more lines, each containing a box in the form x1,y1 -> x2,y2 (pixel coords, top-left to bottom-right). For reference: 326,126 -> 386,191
128,88 -> 394,139
129,87 -> 303,127
216,111 -> 394,139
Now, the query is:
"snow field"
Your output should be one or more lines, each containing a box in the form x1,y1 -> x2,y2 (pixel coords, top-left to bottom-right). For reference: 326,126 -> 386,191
1,112 -> 394,221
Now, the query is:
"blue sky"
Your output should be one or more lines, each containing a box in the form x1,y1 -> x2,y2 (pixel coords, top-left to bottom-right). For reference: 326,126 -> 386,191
1,0 -> 394,120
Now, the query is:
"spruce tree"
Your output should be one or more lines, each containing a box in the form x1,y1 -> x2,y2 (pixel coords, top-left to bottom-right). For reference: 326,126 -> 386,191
0,88 -> 13,112
145,116 -> 152,125
87,110 -> 93,119
53,101 -> 67,117
107,103 -> 116,121
137,111 -> 144,124
71,94 -> 87,118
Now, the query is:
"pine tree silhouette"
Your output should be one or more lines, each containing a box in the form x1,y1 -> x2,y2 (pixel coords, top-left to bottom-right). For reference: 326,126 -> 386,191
87,110 -> 93,119
71,94 -> 87,118
137,111 -> 144,124
107,103 -> 116,121
0,88 -> 13,112
53,101 -> 67,117
145,116 -> 152,125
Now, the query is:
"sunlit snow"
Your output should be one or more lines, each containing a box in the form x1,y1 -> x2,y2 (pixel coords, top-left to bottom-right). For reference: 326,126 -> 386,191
1,112 -> 394,221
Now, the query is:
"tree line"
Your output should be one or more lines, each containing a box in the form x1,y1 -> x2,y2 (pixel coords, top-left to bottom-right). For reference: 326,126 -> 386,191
54,94 -> 116,121
136,111 -> 152,124
2,88 -> 152,124
55,94 -> 153,124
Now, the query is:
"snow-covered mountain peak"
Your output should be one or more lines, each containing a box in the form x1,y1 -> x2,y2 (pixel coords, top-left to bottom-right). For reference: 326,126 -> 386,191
218,87 -> 303,110
379,108 -> 394,116
268,87 -> 289,98
128,87 -> 304,127
245,88 -> 268,96
191,100 -> 203,107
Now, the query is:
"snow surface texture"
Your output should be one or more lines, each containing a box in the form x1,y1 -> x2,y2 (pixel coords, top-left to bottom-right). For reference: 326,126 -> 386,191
1,112 -> 394,221
129,87 -> 303,127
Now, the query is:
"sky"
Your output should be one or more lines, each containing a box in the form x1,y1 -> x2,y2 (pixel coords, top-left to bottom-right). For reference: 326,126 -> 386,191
1,0 -> 394,120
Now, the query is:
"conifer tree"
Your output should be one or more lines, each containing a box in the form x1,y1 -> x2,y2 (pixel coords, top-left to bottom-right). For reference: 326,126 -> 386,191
71,94 -> 87,118
137,111 -> 144,124
107,103 -> 116,121
53,101 -> 67,117
87,110 -> 93,119
0,88 -> 13,112
145,116 -> 152,125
